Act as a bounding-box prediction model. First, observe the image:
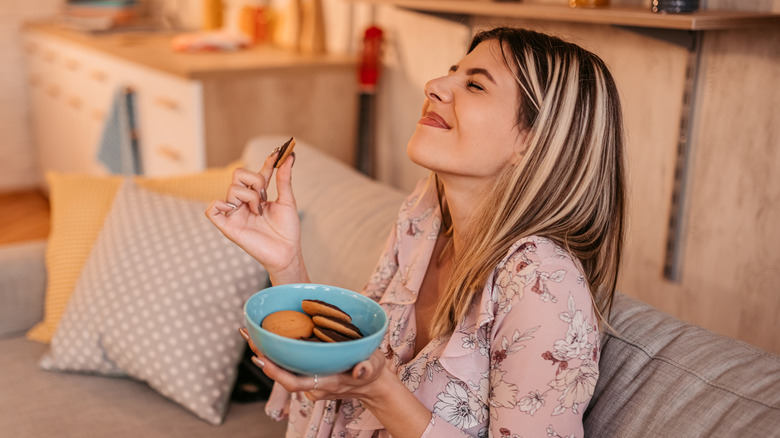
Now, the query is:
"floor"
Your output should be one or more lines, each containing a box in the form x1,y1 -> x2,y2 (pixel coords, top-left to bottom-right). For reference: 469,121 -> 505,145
0,190 -> 50,245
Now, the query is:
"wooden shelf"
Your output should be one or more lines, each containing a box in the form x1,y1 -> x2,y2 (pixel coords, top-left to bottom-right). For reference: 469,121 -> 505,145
353,0 -> 780,31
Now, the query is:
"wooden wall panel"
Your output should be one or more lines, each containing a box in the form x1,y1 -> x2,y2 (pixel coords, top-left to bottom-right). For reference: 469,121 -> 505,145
202,66 -> 358,168
678,28 -> 780,352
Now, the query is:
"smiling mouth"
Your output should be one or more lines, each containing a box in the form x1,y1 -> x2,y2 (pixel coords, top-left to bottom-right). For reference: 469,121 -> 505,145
418,111 -> 451,129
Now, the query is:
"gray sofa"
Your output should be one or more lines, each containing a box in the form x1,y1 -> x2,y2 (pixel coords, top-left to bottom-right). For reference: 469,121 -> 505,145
1,138 -> 778,437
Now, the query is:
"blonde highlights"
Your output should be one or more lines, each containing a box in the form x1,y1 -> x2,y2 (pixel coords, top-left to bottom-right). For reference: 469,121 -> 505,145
429,28 -> 626,338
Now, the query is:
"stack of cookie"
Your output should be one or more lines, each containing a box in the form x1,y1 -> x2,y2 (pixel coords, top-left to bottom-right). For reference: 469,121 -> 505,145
261,299 -> 364,342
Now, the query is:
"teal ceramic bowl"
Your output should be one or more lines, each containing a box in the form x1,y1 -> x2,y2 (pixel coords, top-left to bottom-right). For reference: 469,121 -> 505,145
243,283 -> 388,376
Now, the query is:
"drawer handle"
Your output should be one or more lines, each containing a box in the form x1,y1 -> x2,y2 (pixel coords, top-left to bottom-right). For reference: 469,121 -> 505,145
155,97 -> 180,112
89,69 -> 108,82
156,145 -> 182,162
65,58 -> 81,71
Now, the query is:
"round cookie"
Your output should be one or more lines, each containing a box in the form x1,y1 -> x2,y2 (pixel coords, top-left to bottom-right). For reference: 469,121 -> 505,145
313,326 -> 353,343
312,315 -> 363,340
302,299 -> 351,323
261,310 -> 314,340
274,137 -> 296,168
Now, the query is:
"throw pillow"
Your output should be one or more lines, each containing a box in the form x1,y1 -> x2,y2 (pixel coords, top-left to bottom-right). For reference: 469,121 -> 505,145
39,180 -> 267,425
27,164 -> 240,344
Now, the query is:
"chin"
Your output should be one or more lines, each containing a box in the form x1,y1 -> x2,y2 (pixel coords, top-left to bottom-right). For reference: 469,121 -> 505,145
406,130 -> 432,169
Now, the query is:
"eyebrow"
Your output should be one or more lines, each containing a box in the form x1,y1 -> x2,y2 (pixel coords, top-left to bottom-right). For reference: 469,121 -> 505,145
449,65 -> 496,84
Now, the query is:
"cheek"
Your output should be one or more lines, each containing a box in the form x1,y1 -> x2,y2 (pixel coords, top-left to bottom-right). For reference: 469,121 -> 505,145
462,107 -> 516,151
462,111 -> 521,171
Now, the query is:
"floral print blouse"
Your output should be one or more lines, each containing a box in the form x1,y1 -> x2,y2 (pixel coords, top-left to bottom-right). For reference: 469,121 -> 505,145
265,180 -> 601,438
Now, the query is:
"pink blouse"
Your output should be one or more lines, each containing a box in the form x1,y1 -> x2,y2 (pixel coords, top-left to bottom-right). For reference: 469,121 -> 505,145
265,180 -> 601,438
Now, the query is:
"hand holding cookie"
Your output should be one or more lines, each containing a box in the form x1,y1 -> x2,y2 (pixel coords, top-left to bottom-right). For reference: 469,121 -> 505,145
206,137 -> 308,284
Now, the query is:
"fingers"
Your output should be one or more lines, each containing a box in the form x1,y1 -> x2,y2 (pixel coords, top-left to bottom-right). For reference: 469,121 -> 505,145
219,148 -> 295,218
275,152 -> 296,208
239,328 -> 261,356
259,147 -> 296,208
238,328 -> 328,394
257,148 -> 280,190
227,168 -> 268,215
351,349 -> 386,382
205,199 -> 234,229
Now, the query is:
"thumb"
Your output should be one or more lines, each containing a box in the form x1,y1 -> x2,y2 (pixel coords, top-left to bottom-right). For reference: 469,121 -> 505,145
352,348 -> 387,382
275,153 -> 297,208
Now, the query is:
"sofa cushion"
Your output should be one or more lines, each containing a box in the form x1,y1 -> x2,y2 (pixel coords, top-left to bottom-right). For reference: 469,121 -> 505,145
0,336 -> 287,437
27,164 -> 241,344
0,240 -> 47,338
584,292 -> 780,436
40,181 -> 268,425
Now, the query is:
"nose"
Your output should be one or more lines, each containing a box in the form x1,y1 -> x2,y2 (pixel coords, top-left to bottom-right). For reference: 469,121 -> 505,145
424,76 -> 452,103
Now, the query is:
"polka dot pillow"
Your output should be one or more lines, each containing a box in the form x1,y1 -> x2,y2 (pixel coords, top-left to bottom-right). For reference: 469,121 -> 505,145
40,180 -> 268,425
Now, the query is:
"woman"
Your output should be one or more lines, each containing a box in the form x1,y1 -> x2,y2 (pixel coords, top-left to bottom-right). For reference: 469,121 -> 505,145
207,27 -> 626,437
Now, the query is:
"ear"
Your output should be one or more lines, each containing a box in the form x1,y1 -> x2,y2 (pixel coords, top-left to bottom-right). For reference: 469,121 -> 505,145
510,129 -> 529,166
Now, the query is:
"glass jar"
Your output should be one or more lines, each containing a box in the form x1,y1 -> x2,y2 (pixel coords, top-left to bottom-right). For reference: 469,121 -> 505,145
202,0 -> 224,30
652,0 -> 699,13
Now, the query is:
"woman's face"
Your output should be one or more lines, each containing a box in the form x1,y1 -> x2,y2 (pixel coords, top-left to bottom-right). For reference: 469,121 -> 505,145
407,39 -> 524,184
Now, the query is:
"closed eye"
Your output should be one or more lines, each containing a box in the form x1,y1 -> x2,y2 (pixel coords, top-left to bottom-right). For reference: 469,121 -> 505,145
467,80 -> 485,91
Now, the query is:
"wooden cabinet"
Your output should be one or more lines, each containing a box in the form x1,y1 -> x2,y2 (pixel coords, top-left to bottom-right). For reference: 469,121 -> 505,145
24,29 -> 205,177
23,23 -> 358,180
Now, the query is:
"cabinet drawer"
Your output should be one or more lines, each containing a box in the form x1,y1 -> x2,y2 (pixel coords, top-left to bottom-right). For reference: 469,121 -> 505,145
133,72 -> 204,175
24,28 -> 207,178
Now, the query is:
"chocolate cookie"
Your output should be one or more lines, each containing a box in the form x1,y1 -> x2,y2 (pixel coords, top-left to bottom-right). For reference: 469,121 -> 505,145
312,315 -> 363,340
301,299 -> 351,323
313,326 -> 353,343
273,137 -> 296,168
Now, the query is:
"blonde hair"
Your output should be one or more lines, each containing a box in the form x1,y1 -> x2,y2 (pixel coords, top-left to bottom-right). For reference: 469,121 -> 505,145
429,27 -> 626,338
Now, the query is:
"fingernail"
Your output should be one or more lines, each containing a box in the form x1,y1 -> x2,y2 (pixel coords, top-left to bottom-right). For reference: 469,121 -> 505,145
251,356 -> 265,369
225,202 -> 238,217
238,328 -> 248,339
290,152 -> 296,167
357,367 -> 366,379
260,188 -> 267,202
269,147 -> 280,157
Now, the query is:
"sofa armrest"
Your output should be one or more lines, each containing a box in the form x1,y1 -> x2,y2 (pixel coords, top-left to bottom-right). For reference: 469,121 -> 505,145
585,292 -> 780,436
0,240 -> 47,338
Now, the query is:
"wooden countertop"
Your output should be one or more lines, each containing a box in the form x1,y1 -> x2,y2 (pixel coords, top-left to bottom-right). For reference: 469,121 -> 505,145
25,22 -> 356,80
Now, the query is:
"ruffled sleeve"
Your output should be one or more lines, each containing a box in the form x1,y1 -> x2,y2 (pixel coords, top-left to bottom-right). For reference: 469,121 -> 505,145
487,237 -> 599,437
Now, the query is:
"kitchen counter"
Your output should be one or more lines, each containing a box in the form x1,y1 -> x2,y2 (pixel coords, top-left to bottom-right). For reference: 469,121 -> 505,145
25,22 -> 355,80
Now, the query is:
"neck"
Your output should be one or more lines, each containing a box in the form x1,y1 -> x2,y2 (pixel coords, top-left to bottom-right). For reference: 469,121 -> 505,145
437,175 -> 493,258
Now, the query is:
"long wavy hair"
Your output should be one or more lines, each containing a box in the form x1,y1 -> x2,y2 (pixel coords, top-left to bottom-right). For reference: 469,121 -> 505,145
429,27 -> 627,338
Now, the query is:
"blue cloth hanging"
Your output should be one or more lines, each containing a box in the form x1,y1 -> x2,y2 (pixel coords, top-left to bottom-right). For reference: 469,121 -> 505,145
97,87 -> 142,175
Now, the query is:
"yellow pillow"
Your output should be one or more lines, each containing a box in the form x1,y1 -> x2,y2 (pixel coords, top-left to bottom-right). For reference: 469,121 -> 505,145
26,163 -> 240,344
